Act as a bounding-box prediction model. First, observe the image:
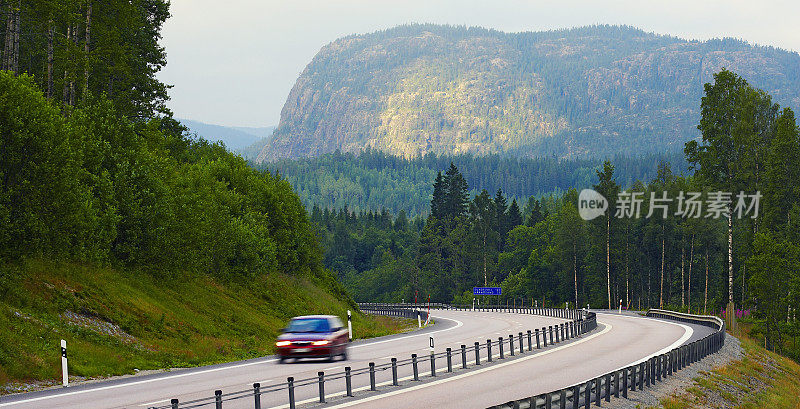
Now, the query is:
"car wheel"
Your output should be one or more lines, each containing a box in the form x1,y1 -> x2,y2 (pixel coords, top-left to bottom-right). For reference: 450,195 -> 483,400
278,356 -> 286,364
340,348 -> 348,361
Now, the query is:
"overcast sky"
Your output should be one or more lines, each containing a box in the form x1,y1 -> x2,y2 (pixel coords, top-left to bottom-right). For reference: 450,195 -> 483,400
157,0 -> 800,127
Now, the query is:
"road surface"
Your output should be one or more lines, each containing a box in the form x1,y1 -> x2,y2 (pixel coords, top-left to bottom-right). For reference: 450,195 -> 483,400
0,310 -> 713,409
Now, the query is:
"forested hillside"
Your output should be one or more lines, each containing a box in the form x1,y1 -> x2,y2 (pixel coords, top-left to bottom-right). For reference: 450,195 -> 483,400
263,149 -> 687,215
0,1 -> 395,389
259,24 -> 800,161
317,70 -> 800,362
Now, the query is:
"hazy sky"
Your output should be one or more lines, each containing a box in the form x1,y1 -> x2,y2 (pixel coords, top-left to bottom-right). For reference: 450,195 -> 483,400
157,0 -> 800,127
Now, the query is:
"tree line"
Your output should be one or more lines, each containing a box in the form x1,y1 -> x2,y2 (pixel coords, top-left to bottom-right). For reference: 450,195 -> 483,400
264,149 -> 687,216
315,70 -> 800,360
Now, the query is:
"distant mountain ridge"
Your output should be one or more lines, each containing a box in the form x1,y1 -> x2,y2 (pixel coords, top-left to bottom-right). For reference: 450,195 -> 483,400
180,118 -> 275,153
256,24 -> 800,162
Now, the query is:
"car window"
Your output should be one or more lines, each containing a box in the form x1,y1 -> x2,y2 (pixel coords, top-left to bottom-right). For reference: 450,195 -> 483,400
330,317 -> 344,329
285,318 -> 331,333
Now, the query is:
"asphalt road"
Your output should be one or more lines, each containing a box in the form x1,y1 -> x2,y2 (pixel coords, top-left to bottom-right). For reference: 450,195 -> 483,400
0,310 -> 713,409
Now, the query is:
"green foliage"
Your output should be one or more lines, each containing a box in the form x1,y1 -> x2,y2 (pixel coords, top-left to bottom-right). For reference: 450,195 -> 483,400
0,72 -> 325,281
264,148 -> 688,216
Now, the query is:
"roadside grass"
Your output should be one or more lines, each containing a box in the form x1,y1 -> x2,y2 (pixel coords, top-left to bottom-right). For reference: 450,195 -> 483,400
0,259 -> 411,392
650,332 -> 800,409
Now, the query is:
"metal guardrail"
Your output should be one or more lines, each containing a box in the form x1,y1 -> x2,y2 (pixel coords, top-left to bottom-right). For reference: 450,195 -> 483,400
487,309 -> 726,409
150,304 -> 593,409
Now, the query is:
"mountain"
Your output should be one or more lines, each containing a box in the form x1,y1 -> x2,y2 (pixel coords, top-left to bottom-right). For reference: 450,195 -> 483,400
256,24 -> 800,162
180,118 -> 275,151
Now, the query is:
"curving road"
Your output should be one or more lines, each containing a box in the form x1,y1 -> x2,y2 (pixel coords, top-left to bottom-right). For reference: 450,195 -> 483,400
0,310 -> 713,409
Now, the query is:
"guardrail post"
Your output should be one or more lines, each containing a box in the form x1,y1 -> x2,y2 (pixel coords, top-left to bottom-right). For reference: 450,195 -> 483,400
583,381 -> 591,409
509,335 -> 515,356
638,362 -> 645,390
474,342 -> 481,365
545,392 -> 552,408
614,370 -> 619,398
369,362 -> 377,390
656,356 -> 661,382
446,348 -> 452,372
487,339 -> 493,362
215,390 -> 222,409
430,352 -> 436,377
594,377 -> 601,406
527,330 -> 533,351
253,382 -> 261,409
549,326 -> 554,345
171,398 -> 179,409
560,389 -> 567,409
518,332 -> 524,353
572,384 -> 580,409
461,344 -> 467,369
536,329 -> 541,349
499,337 -> 505,359
622,367 -> 628,398
412,354 -> 419,380
345,366 -> 354,396
318,371 -> 326,403
604,373 -> 611,402
287,377 -> 295,409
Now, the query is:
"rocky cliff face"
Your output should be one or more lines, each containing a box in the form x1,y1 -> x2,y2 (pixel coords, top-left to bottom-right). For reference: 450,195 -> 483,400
257,25 -> 800,162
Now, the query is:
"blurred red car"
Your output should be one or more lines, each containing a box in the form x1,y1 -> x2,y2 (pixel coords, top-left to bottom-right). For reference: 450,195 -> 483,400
275,315 -> 349,363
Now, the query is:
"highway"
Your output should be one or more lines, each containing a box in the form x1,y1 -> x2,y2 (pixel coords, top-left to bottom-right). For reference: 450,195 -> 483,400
0,310 -> 713,409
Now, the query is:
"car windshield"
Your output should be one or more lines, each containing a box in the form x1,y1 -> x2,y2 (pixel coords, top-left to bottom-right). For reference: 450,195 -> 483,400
285,318 -> 331,333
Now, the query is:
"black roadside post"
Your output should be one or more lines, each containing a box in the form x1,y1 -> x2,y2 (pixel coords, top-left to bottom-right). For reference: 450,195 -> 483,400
412,354 -> 419,380
549,326 -> 554,345
461,344 -> 467,369
474,342 -> 481,365
171,399 -> 179,409
614,371 -> 619,398
369,362 -> 376,390
446,348 -> 452,372
604,373 -> 611,402
215,390 -> 222,409
253,383 -> 261,409
318,371 -> 326,403
499,337 -> 505,359
430,353 -> 436,377
518,332 -> 524,354
287,377 -> 295,409
543,327 -> 548,347
390,359 -> 398,386
527,330 -> 533,351
345,366 -> 353,396
536,329 -> 541,349
487,339 -> 493,362
509,334 -> 515,356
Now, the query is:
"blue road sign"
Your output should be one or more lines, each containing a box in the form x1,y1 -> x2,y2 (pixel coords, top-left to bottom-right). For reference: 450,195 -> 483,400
473,287 -> 502,296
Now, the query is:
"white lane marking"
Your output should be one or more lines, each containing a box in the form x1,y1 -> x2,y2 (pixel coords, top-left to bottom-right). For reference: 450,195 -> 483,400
0,316 -> 464,407
138,399 -> 169,407
323,366 -> 341,371
595,313 -> 693,371
321,324 -> 614,408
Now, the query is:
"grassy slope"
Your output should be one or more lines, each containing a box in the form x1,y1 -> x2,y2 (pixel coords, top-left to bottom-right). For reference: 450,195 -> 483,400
0,259 -> 409,391
653,331 -> 800,409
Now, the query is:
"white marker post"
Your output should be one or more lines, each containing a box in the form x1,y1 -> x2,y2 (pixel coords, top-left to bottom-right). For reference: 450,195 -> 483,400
619,299 -> 623,314
347,310 -> 352,341
472,297 -> 475,311
417,310 -> 422,328
429,336 -> 434,352
60,339 -> 68,387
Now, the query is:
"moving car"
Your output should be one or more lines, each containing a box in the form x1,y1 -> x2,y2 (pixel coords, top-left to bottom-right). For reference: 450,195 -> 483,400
275,315 -> 349,362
